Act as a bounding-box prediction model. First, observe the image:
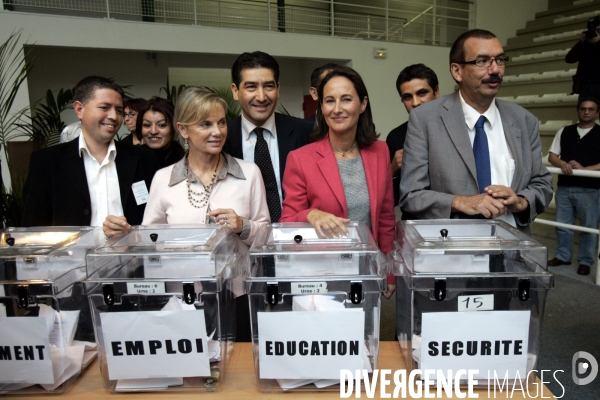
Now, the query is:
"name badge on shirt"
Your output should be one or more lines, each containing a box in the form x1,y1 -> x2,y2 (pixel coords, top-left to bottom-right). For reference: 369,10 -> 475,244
132,181 -> 149,205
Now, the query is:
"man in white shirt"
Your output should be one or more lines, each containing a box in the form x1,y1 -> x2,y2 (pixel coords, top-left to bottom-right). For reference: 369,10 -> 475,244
224,51 -> 313,223
399,29 -> 552,233
22,76 -> 160,227
547,98 -> 600,275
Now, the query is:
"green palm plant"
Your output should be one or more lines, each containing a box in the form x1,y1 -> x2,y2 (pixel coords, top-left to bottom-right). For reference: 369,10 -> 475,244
208,86 -> 241,121
0,30 -> 31,227
18,87 -> 74,147
160,79 -> 186,104
0,30 -> 31,178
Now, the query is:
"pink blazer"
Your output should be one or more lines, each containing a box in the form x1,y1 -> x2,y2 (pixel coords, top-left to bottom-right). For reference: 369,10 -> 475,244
281,137 -> 395,255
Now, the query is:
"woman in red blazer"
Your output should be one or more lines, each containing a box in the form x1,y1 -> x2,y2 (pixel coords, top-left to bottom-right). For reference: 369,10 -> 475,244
280,66 -> 395,295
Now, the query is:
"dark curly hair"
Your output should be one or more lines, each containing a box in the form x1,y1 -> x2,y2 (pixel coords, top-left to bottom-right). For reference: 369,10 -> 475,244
135,97 -> 175,142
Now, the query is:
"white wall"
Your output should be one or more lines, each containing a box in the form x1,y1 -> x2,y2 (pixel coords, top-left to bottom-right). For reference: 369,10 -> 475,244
0,10 -> 455,136
475,0 -> 548,46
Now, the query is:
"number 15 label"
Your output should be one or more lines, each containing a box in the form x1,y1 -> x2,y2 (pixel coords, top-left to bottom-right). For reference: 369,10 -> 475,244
458,294 -> 494,311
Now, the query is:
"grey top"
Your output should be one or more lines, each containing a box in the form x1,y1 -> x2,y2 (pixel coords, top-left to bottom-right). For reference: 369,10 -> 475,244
337,156 -> 371,228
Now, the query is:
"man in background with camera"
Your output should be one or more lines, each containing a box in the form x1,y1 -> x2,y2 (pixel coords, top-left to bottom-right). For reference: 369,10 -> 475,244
566,16 -> 600,102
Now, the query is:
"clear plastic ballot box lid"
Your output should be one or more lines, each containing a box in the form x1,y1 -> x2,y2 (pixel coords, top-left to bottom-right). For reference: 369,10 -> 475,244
84,225 -> 242,392
245,222 -> 387,392
0,226 -> 105,394
248,221 -> 387,280
393,219 -> 549,276
86,224 -> 242,280
391,219 -> 553,389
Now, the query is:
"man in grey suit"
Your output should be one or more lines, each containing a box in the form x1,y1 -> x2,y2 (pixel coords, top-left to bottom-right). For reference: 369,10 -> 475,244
399,29 -> 552,232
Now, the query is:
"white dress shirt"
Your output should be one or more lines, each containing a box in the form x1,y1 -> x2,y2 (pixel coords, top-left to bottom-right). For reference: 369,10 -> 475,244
78,133 -> 124,226
549,126 -> 594,155
240,113 -> 282,205
459,92 -> 516,227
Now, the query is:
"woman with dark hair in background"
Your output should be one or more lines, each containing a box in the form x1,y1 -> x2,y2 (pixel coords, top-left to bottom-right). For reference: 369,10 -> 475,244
280,66 -> 395,295
136,97 -> 185,168
121,98 -> 146,146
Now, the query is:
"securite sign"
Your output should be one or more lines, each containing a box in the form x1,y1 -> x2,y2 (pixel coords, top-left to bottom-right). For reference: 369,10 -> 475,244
258,310 -> 365,380
100,310 -> 210,380
421,310 -> 530,380
0,317 -> 54,384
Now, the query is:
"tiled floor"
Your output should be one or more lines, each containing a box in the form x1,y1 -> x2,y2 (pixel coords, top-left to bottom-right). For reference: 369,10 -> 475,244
532,232 -> 599,285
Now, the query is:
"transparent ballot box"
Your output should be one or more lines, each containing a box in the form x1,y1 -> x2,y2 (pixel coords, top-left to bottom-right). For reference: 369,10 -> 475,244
0,226 -> 105,394
391,220 -> 553,389
247,222 -> 386,392
84,225 -> 241,393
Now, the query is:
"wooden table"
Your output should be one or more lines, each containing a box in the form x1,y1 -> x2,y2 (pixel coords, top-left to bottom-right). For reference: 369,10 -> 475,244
4,342 -> 556,399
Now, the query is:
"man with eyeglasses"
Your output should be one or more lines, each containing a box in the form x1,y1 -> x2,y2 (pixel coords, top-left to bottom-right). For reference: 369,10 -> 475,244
566,16 -> 600,102
399,29 -> 552,233
547,97 -> 600,275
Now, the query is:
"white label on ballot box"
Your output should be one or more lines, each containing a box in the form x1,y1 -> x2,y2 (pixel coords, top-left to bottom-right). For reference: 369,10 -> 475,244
100,310 -> 210,380
421,310 -> 530,380
291,282 -> 328,294
457,294 -> 494,311
258,310 -> 364,380
126,282 -> 166,295
0,317 -> 54,384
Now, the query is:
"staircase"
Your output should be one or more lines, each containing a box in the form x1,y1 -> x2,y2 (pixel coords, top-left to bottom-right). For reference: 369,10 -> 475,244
500,0 -> 600,242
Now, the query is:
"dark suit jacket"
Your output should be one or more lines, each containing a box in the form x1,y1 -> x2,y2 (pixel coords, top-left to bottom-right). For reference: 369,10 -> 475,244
304,113 -> 317,125
22,139 -> 160,227
224,113 -> 313,189
386,121 -> 407,206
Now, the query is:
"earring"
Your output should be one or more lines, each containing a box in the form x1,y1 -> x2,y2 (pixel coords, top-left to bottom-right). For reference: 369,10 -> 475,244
184,139 -> 189,148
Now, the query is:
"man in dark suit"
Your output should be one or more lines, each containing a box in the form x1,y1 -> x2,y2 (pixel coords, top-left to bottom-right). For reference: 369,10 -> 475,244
386,63 -> 439,210
22,76 -> 160,228
224,51 -> 312,343
399,30 -> 552,233
225,51 -> 313,223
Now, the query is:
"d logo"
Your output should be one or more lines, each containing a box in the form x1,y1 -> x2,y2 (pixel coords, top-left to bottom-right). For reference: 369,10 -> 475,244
572,351 -> 598,385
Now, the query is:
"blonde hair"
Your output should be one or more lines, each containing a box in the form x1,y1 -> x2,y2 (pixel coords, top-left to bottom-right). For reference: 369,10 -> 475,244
174,87 -> 228,130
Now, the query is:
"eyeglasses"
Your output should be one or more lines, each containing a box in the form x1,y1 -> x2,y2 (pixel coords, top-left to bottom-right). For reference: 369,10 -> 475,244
457,56 -> 509,68
123,112 -> 137,118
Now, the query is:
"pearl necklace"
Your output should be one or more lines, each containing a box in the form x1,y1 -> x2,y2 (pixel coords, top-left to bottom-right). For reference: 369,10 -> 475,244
187,154 -> 220,209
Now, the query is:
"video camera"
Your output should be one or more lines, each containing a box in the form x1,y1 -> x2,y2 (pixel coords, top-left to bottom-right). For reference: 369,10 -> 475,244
584,16 -> 599,39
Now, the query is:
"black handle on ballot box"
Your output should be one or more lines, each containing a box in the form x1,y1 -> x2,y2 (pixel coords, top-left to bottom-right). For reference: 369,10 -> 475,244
183,282 -> 196,305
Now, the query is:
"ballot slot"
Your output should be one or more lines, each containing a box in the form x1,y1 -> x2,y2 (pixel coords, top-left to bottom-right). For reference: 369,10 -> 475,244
0,226 -> 104,394
84,224 -> 241,393
246,222 -> 386,392
392,219 -> 553,391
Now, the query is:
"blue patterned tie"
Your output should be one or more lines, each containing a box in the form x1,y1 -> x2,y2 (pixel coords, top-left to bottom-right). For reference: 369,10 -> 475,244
473,116 -> 491,193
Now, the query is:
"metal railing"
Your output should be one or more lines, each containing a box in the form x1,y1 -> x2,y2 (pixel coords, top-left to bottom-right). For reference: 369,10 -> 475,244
535,162 -> 600,285
2,0 -> 473,47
